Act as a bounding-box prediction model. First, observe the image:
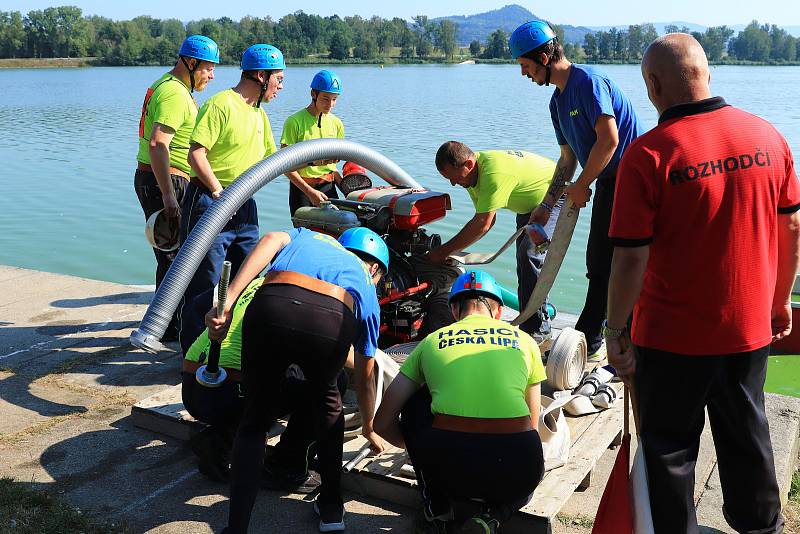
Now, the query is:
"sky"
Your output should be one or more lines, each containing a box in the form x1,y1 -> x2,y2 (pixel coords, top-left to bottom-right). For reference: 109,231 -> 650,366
3,0 -> 799,27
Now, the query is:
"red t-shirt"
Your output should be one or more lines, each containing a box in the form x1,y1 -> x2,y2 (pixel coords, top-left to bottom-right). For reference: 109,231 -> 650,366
610,98 -> 800,355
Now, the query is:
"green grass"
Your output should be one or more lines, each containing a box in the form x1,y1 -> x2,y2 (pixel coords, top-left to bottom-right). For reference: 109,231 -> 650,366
765,355 -> 800,398
791,469 -> 799,503
0,57 -> 97,68
0,478 -> 128,533
556,513 -> 595,528
792,293 -> 800,304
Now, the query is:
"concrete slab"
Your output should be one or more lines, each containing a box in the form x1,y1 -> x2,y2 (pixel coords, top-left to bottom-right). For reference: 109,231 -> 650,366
0,266 -> 152,368
1,266 -> 797,534
695,393 -> 800,533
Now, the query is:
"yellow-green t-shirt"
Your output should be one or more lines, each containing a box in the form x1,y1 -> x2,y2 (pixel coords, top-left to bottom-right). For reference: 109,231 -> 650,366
190,89 -> 278,187
279,108 -> 345,179
467,150 -> 555,214
184,277 -> 263,371
137,73 -> 198,175
399,314 -> 546,418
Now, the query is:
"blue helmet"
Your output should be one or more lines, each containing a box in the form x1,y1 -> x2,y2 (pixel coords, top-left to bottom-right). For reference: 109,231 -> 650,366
338,227 -> 389,273
509,20 -> 557,59
448,270 -> 504,305
241,44 -> 286,71
179,35 -> 220,64
310,70 -> 342,94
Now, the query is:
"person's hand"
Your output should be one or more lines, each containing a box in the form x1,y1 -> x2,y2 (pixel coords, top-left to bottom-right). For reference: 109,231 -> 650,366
565,182 -> 592,208
205,307 -> 231,341
305,188 -> 329,207
312,158 -> 340,166
772,302 -> 792,341
427,247 -> 450,264
162,193 -> 181,219
362,428 -> 386,455
530,204 -> 551,226
606,332 -> 635,384
211,188 -> 223,200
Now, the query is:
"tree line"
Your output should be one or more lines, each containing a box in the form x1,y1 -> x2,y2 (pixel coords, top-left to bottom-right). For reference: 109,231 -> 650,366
0,6 -> 461,64
459,22 -> 797,64
577,22 -> 796,63
0,7 -> 796,65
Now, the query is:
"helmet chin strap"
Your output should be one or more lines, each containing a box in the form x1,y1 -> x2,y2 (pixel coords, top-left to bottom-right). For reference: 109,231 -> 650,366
311,92 -> 324,127
245,72 -> 269,107
180,57 -> 197,92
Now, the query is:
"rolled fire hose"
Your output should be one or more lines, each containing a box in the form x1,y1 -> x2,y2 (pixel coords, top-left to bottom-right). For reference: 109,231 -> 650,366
546,327 -> 587,391
130,139 -> 421,352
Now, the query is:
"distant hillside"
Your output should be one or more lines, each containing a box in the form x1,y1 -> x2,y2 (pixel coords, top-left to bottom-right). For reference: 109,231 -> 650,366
432,4 -> 592,45
432,7 -> 800,48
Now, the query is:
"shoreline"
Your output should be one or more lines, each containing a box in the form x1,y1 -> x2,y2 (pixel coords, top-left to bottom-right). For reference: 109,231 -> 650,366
3,57 -> 799,69
0,57 -> 98,68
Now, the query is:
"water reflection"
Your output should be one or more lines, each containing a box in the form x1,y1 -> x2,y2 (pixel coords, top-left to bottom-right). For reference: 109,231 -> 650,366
1,64 -> 798,313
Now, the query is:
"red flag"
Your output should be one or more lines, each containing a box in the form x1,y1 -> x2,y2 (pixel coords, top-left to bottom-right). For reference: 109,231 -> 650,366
591,433 -> 634,534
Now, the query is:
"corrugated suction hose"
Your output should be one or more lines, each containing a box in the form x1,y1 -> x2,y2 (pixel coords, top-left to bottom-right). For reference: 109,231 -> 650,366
130,139 -> 421,352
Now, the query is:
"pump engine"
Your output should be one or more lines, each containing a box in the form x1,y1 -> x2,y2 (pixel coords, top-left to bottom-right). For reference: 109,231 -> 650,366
291,171 -> 461,345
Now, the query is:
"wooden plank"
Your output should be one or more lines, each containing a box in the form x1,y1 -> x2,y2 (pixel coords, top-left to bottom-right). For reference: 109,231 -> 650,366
132,383 -> 287,441
522,398 -> 624,519
131,384 -> 202,440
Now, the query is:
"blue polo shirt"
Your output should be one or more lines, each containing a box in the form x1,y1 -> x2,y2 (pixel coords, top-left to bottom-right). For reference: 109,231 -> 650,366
268,228 -> 381,357
549,64 -> 642,182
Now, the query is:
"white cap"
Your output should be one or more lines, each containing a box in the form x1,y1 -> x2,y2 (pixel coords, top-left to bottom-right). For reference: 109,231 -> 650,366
144,209 -> 180,252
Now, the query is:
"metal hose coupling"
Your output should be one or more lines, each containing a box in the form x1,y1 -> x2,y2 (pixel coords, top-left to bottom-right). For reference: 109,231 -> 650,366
130,139 -> 421,353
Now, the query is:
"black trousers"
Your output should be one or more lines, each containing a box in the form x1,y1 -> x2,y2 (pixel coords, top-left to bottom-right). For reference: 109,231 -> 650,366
288,181 -> 339,216
226,284 -> 358,533
400,388 -> 544,521
574,175 -> 615,354
182,371 -> 244,442
133,169 -> 188,329
270,369 -> 349,473
634,345 -> 783,534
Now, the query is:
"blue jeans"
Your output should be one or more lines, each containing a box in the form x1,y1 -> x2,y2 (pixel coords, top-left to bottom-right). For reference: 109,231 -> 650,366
515,197 -> 563,336
177,182 -> 259,353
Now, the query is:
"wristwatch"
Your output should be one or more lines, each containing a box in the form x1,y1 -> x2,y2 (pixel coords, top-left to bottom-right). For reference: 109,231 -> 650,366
601,320 -> 627,339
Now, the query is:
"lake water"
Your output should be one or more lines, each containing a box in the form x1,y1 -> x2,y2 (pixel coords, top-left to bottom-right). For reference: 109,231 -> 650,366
1,64 -> 799,314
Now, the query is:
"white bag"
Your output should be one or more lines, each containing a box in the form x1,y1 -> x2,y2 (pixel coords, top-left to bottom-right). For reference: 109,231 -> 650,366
539,395 -> 572,471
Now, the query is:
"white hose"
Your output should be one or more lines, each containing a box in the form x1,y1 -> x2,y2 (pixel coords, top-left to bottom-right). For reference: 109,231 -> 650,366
546,327 -> 587,391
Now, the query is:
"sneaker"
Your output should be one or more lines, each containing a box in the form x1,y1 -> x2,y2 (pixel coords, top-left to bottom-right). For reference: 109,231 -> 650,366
587,339 -> 607,363
314,500 -> 345,532
262,460 -> 321,494
459,513 -> 500,534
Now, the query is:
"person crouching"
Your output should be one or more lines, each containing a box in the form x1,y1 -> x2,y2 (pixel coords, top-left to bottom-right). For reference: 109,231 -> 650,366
374,270 -> 546,534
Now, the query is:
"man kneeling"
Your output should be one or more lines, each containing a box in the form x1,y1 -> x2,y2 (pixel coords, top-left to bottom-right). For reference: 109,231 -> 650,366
375,270 -> 546,534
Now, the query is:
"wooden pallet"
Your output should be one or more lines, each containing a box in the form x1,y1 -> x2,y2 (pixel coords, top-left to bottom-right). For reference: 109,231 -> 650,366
338,381 -> 625,523
132,378 -> 624,527
131,312 -> 622,527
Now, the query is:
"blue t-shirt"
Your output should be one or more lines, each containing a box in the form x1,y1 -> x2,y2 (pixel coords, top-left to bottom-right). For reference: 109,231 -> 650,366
549,64 -> 642,181
269,228 -> 381,357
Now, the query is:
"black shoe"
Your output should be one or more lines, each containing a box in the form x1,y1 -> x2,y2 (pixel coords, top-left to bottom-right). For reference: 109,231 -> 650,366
197,455 -> 230,483
314,500 -> 345,532
262,460 -> 321,494
190,428 -> 230,483
459,513 -> 500,534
